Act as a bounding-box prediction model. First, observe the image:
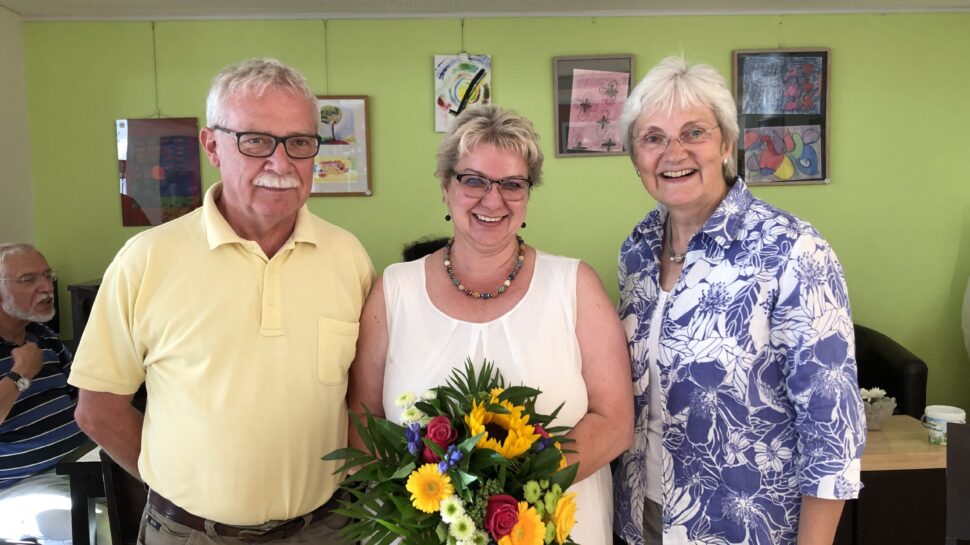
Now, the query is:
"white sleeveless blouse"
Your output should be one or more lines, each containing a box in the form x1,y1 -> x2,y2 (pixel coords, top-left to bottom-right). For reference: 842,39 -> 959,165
381,251 -> 612,545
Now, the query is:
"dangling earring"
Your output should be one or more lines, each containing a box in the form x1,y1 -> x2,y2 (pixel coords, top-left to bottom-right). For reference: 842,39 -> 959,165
521,222 -> 527,229
635,169 -> 641,176
445,214 -> 451,221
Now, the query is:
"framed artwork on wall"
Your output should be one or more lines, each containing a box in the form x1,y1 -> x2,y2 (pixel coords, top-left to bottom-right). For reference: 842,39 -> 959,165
313,95 -> 372,196
115,117 -> 202,226
553,54 -> 634,157
434,54 -> 492,133
733,48 -> 830,185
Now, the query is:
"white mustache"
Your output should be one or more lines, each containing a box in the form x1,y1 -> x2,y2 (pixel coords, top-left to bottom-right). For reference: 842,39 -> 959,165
253,172 -> 301,189
35,294 -> 53,305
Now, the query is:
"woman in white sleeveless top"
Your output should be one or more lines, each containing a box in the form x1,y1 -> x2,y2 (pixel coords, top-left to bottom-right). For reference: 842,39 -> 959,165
348,105 -> 632,544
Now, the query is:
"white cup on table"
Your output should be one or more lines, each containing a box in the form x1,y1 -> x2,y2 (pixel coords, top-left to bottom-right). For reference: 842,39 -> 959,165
922,405 -> 966,445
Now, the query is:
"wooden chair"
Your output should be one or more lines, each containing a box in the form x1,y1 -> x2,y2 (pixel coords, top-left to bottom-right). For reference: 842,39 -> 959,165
99,451 -> 148,545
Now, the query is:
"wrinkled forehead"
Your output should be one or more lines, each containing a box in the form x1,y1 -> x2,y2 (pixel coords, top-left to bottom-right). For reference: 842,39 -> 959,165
224,88 -> 318,131
2,251 -> 49,277
635,103 -> 719,134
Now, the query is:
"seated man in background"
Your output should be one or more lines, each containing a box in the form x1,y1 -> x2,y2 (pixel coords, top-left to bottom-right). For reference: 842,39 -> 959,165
0,243 -> 88,544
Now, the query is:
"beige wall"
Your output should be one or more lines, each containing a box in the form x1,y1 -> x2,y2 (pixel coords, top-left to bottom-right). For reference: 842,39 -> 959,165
0,7 -> 35,243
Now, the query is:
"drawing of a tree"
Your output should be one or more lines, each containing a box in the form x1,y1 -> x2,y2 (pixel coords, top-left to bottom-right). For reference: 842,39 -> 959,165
319,105 -> 343,142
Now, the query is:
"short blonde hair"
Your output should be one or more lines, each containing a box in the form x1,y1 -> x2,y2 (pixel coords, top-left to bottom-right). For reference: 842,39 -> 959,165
435,105 -> 544,189
621,56 -> 739,180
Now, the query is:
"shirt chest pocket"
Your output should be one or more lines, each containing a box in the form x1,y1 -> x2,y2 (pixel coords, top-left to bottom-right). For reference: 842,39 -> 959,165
317,316 -> 360,385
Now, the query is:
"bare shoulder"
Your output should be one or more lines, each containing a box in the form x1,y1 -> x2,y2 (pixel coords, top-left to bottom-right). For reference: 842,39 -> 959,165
575,260 -> 610,295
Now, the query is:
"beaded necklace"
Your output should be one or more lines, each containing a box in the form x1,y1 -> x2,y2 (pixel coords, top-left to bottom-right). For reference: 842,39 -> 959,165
443,236 -> 525,300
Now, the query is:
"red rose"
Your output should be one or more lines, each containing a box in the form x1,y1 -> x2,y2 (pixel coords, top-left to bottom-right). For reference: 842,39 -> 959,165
485,494 -> 519,541
422,415 -> 458,463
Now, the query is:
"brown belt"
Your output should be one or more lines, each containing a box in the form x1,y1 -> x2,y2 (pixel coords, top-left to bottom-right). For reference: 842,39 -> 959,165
147,491 -> 342,543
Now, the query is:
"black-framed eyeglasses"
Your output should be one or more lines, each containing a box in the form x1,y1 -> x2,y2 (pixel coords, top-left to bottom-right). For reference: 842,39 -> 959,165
0,270 -> 57,286
637,125 -> 721,154
212,126 -> 322,159
453,173 -> 533,202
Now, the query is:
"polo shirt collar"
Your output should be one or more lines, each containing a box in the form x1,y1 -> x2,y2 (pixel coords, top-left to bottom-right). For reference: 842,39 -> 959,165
202,182 -> 318,251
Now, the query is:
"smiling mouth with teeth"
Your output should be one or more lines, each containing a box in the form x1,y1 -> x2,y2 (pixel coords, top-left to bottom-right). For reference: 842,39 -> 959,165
475,214 -> 503,223
662,169 -> 697,178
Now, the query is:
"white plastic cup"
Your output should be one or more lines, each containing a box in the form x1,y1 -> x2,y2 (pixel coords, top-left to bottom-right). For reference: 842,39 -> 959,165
922,405 -> 967,445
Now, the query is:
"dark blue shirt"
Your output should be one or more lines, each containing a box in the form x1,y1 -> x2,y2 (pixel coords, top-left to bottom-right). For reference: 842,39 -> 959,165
1,322 -> 87,489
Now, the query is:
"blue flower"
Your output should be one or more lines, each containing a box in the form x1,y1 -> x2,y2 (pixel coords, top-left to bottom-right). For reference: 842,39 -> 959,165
437,445 -> 463,473
405,423 -> 422,455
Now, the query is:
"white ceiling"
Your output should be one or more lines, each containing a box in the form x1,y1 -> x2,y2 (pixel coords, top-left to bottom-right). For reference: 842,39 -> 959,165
2,0 -> 969,20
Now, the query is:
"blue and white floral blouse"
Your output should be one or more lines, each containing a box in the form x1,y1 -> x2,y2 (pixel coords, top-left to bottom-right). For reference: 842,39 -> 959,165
613,179 -> 866,545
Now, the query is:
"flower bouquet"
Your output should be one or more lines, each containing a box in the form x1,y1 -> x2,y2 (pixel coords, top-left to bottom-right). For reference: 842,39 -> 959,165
324,360 -> 580,545
860,387 -> 896,430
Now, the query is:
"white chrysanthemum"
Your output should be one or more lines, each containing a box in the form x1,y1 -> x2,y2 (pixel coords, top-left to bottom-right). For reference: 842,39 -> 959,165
400,406 -> 426,425
469,531 -> 488,545
449,514 -> 476,541
395,391 -> 418,408
439,495 -> 465,524
420,389 -> 437,401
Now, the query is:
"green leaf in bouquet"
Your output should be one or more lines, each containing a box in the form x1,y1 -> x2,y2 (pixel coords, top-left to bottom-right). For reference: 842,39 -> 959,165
458,431 -> 486,452
421,437 -> 446,460
483,401 -> 512,414
349,407 -> 378,455
369,418 -> 408,460
549,461 -> 579,491
467,446 -> 509,473
389,460 -> 417,480
497,385 -> 542,404
455,468 -> 478,488
530,401 -> 566,427
514,446 -> 570,484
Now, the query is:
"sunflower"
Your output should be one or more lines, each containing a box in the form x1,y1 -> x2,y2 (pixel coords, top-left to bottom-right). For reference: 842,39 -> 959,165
405,463 -> 454,513
498,502 -> 545,545
553,492 -> 577,544
464,393 -> 539,459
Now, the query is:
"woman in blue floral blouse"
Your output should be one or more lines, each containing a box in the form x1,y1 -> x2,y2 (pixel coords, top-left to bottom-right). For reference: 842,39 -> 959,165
612,56 -> 866,545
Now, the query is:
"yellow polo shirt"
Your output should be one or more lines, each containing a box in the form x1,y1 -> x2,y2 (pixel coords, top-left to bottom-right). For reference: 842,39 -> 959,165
69,183 -> 373,525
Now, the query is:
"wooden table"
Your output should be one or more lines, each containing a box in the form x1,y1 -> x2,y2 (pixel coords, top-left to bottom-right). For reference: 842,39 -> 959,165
835,415 -> 947,545
862,414 -> 947,471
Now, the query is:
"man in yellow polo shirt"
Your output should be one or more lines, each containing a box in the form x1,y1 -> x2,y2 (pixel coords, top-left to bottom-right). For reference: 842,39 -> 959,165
69,58 -> 373,545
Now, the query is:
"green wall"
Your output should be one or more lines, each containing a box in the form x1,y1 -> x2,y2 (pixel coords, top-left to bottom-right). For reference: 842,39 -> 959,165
24,14 -> 970,409
1,7 -> 35,243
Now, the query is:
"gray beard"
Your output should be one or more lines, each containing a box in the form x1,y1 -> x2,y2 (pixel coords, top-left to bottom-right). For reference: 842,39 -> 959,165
1,297 -> 55,323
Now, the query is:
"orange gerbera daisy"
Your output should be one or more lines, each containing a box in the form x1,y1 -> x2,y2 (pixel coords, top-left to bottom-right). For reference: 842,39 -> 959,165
498,502 -> 545,545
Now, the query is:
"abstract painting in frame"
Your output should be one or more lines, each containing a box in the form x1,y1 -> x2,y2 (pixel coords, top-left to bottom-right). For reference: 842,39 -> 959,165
434,54 -> 492,133
553,55 -> 633,157
733,48 -> 830,185
116,117 -> 202,226
314,96 -> 372,196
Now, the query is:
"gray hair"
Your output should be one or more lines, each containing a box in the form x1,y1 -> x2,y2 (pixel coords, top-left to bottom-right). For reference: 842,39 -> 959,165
620,56 -> 740,181
0,243 -> 38,279
435,104 -> 544,189
205,58 -> 317,129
